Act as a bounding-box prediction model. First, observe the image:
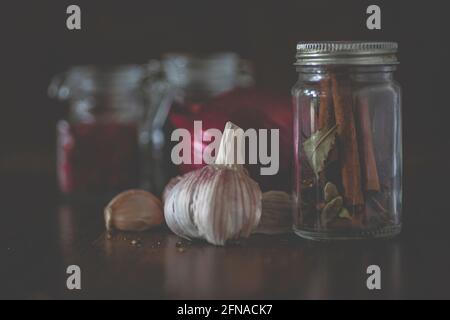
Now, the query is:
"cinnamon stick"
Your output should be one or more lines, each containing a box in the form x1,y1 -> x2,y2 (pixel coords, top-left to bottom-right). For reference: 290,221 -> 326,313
318,78 -> 333,130
299,95 -> 312,138
355,97 -> 380,191
331,74 -> 364,206
318,77 -> 339,184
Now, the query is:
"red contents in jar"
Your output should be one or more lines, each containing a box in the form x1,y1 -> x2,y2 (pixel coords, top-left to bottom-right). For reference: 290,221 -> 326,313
57,120 -> 139,194
168,88 -> 293,191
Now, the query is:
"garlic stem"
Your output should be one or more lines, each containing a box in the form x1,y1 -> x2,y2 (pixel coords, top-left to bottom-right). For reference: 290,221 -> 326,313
215,121 -> 245,170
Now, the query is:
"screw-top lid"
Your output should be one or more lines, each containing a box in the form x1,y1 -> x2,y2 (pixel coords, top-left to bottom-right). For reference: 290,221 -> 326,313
295,41 -> 398,66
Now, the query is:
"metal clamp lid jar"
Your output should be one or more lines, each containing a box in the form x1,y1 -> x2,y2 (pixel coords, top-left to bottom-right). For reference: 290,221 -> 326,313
292,41 -> 402,240
49,65 -> 146,196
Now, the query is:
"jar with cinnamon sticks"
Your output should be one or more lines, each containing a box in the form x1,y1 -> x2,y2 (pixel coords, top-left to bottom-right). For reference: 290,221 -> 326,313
292,42 -> 402,240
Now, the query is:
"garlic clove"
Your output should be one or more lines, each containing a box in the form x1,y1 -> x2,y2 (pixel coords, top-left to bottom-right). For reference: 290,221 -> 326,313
105,189 -> 164,232
163,173 -> 201,240
162,174 -> 188,204
196,166 -> 262,245
254,191 -> 293,235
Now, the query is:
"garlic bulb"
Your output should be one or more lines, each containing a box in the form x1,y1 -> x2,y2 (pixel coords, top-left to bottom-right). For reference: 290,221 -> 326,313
105,190 -> 164,232
254,191 -> 293,235
164,122 -> 262,245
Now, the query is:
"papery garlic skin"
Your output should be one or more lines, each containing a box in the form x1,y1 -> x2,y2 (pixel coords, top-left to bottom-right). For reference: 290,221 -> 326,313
254,191 -> 293,235
105,190 -> 164,232
164,165 -> 262,246
162,175 -> 184,204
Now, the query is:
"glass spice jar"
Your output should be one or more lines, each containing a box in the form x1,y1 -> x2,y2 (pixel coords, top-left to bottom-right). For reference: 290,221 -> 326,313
49,65 -> 146,197
140,53 -> 256,194
292,42 -> 402,240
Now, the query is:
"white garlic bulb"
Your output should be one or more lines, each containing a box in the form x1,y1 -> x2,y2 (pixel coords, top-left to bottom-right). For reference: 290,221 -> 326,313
163,122 -> 262,245
105,189 -> 164,232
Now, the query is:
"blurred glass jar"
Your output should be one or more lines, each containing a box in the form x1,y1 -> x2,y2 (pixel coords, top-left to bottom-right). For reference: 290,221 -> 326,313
292,42 -> 402,240
49,65 -> 146,197
140,53 -> 254,193
161,52 -> 254,99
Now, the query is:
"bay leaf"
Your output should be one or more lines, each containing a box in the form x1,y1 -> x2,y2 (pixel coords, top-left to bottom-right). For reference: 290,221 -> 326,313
303,124 -> 338,176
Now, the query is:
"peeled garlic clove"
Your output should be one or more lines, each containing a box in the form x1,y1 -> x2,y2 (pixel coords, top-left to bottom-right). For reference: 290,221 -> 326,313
164,165 -> 262,246
254,191 -> 292,235
105,189 -> 164,232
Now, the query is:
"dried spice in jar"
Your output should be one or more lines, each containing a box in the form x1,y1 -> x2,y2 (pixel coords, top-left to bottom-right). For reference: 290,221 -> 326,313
292,42 -> 402,240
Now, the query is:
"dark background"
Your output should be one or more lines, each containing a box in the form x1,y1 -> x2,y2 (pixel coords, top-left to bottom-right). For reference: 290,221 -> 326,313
1,0 -> 449,299
0,0 -> 447,163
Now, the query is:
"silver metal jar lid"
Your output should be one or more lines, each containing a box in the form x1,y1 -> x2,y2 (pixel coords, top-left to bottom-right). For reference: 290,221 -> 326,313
295,41 -> 398,66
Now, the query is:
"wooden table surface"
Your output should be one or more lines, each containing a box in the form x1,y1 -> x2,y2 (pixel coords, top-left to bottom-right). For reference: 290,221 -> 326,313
1,156 -> 450,300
